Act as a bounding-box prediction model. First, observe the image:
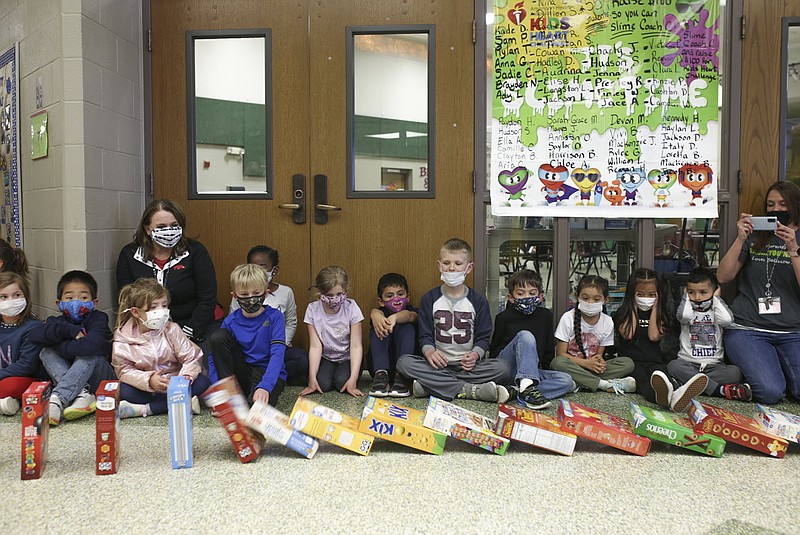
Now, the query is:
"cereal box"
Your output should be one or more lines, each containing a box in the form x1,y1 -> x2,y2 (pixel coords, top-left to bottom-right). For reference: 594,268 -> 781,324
95,380 -> 120,475
630,403 -> 725,457
423,397 -> 509,455
754,404 -> 800,444
495,403 -> 577,456
289,397 -> 373,456
21,381 -> 51,480
203,377 -> 264,463
558,399 -> 650,456
167,376 -> 193,469
246,401 -> 319,459
689,400 -> 788,458
359,396 -> 447,455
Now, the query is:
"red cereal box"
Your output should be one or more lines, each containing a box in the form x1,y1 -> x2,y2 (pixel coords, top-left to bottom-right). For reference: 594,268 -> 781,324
689,400 -> 788,458
21,381 -> 51,480
558,399 -> 650,456
202,377 -> 264,463
95,380 -> 121,475
495,403 -> 577,456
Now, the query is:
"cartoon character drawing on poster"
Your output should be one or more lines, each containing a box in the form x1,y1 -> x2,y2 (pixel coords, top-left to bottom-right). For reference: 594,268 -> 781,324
571,166 -> 602,206
678,163 -> 713,206
617,167 -> 647,206
647,168 -> 678,207
497,166 -> 531,206
538,163 -> 577,205
600,179 -> 625,206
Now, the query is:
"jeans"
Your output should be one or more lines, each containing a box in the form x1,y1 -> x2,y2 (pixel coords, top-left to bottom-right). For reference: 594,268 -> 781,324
724,329 -> 800,404
494,331 -> 575,399
39,348 -> 116,406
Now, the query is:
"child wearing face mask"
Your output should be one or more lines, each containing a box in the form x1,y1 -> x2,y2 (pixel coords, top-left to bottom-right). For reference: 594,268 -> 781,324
489,269 -> 575,410
30,270 -> 115,425
300,265 -> 365,397
653,267 -> 751,412
112,278 -> 210,418
551,275 -> 636,394
396,238 -> 512,403
0,272 -> 45,416
209,264 -> 287,406
368,272 -> 418,398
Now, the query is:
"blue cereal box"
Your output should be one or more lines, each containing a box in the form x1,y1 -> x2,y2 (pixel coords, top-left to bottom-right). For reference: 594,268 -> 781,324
167,376 -> 193,469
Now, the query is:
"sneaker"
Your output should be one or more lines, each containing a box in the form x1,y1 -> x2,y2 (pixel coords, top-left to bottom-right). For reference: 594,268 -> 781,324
607,376 -> 637,395
722,383 -> 753,402
412,380 -> 428,398
369,370 -> 390,397
63,389 -> 96,421
389,382 -> 411,398
517,385 -> 552,410
650,371 -> 673,408
191,396 -> 201,415
669,373 -> 709,413
0,396 -> 20,416
49,394 -> 64,426
118,400 -> 147,419
496,384 -> 511,404
459,381 -> 500,402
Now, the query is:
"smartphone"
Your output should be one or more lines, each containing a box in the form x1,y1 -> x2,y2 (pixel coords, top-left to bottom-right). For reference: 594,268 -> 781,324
750,216 -> 778,231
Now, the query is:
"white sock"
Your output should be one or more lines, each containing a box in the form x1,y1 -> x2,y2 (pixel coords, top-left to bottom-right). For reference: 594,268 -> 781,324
598,379 -> 611,391
519,378 -> 533,391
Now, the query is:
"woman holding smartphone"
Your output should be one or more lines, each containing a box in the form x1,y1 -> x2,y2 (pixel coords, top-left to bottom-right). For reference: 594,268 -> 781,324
717,180 -> 800,403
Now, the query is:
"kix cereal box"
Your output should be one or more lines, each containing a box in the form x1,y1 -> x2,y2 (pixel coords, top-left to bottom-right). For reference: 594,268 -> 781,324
630,403 -> 725,458
495,403 -> 577,456
423,397 -> 509,455
289,397 -> 373,456
246,401 -> 319,459
168,376 -> 193,469
689,400 -> 788,458
95,380 -> 121,475
21,381 -> 51,480
558,399 -> 650,456
203,377 -> 264,463
754,404 -> 800,444
359,396 -> 447,454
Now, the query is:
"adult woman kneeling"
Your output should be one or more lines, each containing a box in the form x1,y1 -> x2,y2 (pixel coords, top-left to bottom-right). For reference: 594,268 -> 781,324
117,199 -> 217,342
717,181 -> 800,403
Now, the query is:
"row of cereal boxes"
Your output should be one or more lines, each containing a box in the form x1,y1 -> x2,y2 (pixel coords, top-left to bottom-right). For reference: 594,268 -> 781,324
18,377 -> 800,479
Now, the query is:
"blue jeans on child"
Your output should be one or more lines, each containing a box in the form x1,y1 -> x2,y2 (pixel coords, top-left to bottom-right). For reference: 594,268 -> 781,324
119,374 -> 212,415
724,328 -> 800,404
39,347 -> 116,406
494,331 -> 575,399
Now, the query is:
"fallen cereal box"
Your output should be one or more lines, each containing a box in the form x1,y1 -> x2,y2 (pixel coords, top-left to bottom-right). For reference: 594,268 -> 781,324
558,399 -> 650,456
203,377 -> 264,463
95,380 -> 120,475
359,396 -> 447,455
754,404 -> 800,444
689,400 -> 788,458
21,381 -> 51,480
289,397 -> 373,456
495,403 -> 576,456
246,401 -> 319,459
630,403 -> 725,458
423,397 -> 509,455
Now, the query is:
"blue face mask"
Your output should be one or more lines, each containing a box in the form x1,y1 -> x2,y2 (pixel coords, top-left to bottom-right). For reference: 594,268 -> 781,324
512,295 -> 541,315
59,299 -> 95,323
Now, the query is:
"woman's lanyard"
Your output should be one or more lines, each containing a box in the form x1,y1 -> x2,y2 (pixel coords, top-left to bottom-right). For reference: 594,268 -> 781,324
759,245 -> 781,314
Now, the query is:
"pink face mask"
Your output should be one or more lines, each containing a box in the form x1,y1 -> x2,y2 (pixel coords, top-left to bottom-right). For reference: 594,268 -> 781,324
320,293 -> 346,311
383,296 -> 408,313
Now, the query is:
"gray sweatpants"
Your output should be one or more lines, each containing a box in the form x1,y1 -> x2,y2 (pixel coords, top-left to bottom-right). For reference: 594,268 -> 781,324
396,354 -> 512,400
667,359 -> 743,395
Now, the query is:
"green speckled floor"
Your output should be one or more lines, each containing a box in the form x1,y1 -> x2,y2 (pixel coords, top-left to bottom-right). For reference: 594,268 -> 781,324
3,374 -> 798,534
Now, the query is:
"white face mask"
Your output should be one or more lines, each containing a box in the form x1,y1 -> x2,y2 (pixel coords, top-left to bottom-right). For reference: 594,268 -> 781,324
440,270 -> 467,288
150,226 -> 183,249
0,297 -> 26,317
635,297 -> 656,311
140,308 -> 170,332
577,300 -> 604,316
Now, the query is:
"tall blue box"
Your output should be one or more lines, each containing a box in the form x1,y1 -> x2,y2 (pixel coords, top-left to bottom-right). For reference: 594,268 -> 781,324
168,376 -> 193,469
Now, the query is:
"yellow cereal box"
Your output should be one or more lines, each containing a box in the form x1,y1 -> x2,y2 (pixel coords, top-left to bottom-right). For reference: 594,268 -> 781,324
289,397 -> 373,456
359,396 -> 447,454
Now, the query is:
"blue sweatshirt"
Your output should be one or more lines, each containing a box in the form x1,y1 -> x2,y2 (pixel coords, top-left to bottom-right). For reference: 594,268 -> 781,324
0,318 -> 45,381
29,310 -> 112,359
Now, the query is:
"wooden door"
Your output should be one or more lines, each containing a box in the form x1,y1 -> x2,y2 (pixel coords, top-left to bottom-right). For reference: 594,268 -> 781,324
150,0 -> 474,350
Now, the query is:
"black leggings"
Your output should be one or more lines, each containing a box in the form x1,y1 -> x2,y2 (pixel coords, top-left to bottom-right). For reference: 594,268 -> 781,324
317,359 -> 351,392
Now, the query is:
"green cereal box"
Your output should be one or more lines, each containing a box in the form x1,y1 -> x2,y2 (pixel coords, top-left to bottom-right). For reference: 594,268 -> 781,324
629,403 -> 725,458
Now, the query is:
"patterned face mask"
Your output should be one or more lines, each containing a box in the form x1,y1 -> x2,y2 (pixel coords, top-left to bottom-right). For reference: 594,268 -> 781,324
237,295 -> 264,314
690,297 -> 713,312
383,296 -> 409,314
150,226 -> 183,248
59,299 -> 95,323
320,293 -> 346,311
140,308 -> 170,332
512,295 -> 541,315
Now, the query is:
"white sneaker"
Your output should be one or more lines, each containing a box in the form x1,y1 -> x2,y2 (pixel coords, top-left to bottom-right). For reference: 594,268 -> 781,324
496,384 -> 511,404
191,395 -> 201,415
0,396 -> 21,415
607,376 -> 636,395
49,394 -> 64,425
650,371 -> 673,408
669,373 -> 709,413
63,389 -> 96,421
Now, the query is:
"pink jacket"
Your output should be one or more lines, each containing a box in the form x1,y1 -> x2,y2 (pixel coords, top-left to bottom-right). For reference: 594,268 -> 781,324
112,319 -> 203,392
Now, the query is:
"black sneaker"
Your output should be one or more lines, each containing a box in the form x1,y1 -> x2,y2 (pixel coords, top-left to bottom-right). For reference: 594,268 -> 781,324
722,383 -> 753,402
369,370 -> 390,397
517,385 -> 552,410
389,382 -> 411,398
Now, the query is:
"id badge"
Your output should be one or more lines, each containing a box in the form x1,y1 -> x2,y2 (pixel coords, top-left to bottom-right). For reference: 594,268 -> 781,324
758,296 -> 782,314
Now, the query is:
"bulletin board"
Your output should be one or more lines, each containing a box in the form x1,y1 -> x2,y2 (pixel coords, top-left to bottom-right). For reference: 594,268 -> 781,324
0,44 -> 21,247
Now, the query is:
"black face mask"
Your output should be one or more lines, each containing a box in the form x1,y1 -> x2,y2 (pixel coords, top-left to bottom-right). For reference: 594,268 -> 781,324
766,210 -> 791,226
237,295 -> 264,314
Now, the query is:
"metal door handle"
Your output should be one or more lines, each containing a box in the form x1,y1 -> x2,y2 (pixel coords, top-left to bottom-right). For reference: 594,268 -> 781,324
315,203 -> 341,211
282,175 -> 306,224
314,174 -> 340,224
279,203 -> 300,210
